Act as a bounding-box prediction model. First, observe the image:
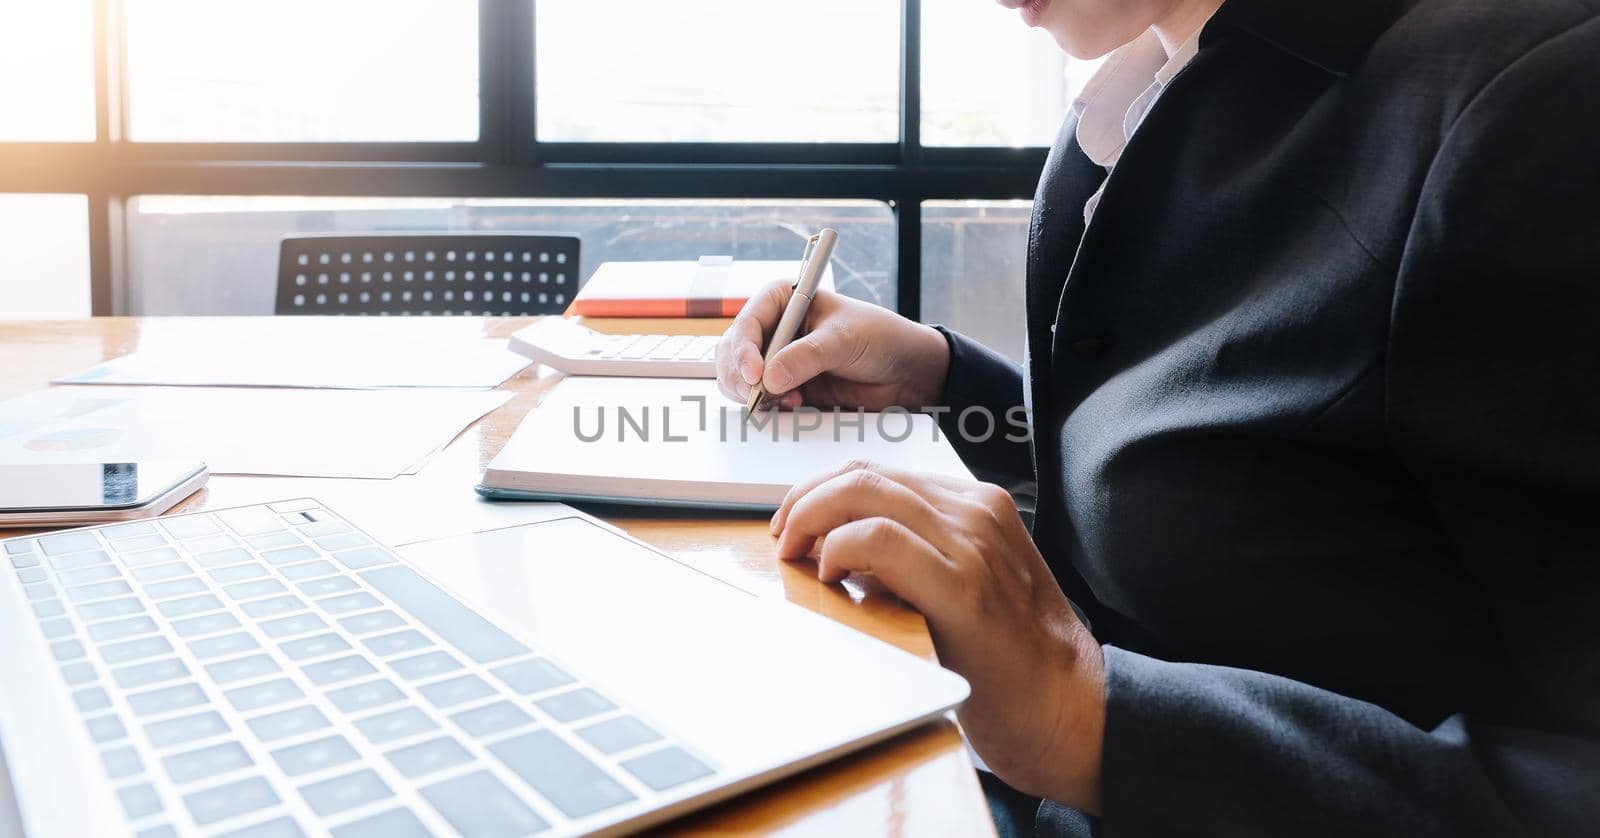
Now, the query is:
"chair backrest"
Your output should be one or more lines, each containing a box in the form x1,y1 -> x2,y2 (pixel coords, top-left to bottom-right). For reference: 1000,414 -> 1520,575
275,234 -> 581,316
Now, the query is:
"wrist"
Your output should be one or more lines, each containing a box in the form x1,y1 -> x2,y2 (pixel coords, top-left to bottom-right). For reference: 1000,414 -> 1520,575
902,323 -> 952,408
1049,629 -> 1107,814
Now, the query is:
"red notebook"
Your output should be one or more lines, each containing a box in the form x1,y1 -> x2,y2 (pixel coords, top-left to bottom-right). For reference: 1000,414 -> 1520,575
569,256 -> 835,318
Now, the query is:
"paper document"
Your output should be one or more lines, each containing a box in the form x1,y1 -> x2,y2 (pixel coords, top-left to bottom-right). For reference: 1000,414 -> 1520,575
0,386 -> 511,479
480,377 -> 974,509
53,319 -> 531,389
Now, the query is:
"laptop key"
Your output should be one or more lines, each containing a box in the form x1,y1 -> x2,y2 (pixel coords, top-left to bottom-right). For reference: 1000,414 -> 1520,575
279,560 -> 337,581
223,579 -> 287,601
128,682 -> 208,717
189,631 -> 259,660
451,700 -> 534,738
331,807 -> 431,838
31,598 -> 66,619
623,746 -> 715,791
225,677 -> 305,713
61,661 -> 97,685
157,594 -> 224,619
101,635 -> 176,665
577,715 -> 662,755
279,633 -> 351,661
131,561 -> 193,583
326,679 -> 404,714
331,547 -> 392,571
301,654 -> 375,686
216,816 -> 304,838
50,550 -> 111,571
271,734 -> 359,777
354,707 -> 438,745
389,650 -> 463,682
103,521 -> 156,540
8,552 -> 40,569
40,617 -> 74,639
170,611 -> 240,638
73,686 -> 112,713
117,782 -> 163,819
361,565 -> 530,664
181,776 -> 279,826
51,638 -> 88,661
39,530 -> 100,555
66,579 -> 133,603
261,546 -> 318,566
205,654 -> 281,685
23,582 -> 56,601
489,729 -> 636,818
316,592 -> 381,614
163,741 -> 254,784
57,564 -> 120,586
194,548 -> 253,569
162,515 -> 221,540
86,713 -> 129,743
102,745 -> 145,779
179,534 -> 237,555
209,563 -> 268,584
491,658 -> 574,696
298,768 -> 392,816
123,547 -> 182,567
4,539 -> 35,555
77,596 -> 144,621
313,533 -> 370,553
384,736 -> 473,779
338,610 -> 405,636
361,629 -> 429,658
418,674 -> 494,709
241,595 -> 305,619
146,710 -> 229,749
246,705 -> 331,743
113,657 -> 190,690
258,612 -> 327,639
297,576 -> 358,598
421,770 -> 549,838
247,531 -> 301,551
142,577 -> 208,600
110,534 -> 166,553
15,566 -> 45,584
89,615 -> 159,643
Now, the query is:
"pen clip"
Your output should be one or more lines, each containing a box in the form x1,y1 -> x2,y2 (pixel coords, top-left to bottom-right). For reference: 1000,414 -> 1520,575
791,234 -> 820,290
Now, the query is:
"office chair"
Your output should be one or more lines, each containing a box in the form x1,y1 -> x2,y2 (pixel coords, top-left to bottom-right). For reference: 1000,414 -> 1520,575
274,234 -> 581,316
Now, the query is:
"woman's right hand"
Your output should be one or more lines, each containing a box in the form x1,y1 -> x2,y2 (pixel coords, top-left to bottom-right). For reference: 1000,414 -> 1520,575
715,280 -> 951,412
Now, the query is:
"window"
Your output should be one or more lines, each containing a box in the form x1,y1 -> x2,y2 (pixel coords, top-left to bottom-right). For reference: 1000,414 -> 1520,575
923,201 -> 1032,362
922,1 -> 1099,146
125,198 -> 894,315
0,2 -> 96,141
536,0 -> 899,142
0,195 -> 91,318
123,0 -> 478,142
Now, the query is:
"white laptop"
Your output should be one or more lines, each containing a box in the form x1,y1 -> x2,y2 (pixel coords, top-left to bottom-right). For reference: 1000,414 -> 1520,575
0,501 -> 967,837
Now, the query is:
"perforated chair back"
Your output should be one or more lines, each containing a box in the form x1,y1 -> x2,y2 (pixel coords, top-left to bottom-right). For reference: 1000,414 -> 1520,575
275,234 -> 581,316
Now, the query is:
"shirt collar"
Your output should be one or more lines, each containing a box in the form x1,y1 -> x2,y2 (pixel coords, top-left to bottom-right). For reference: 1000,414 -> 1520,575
1071,25 -> 1206,167
1205,0 -> 1408,76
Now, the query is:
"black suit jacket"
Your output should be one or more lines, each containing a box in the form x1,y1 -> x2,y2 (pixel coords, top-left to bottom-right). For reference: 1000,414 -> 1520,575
936,0 -> 1600,834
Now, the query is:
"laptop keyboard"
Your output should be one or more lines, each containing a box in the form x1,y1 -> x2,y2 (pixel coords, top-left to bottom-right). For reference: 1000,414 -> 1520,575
3,501 -> 715,836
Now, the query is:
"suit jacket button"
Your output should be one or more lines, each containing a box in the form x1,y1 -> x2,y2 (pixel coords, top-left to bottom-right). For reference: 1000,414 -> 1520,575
1069,336 -> 1109,358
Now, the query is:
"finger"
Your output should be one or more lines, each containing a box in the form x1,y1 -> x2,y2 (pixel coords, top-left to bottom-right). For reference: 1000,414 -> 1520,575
776,467 -> 953,560
816,518 -> 957,619
771,458 -> 971,535
761,324 -> 849,397
716,280 -> 794,400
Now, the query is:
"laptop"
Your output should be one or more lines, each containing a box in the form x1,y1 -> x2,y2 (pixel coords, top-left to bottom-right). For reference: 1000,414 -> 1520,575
0,501 -> 968,837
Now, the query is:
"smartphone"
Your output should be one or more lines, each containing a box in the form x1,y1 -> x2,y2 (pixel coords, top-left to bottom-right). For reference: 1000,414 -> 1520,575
0,461 -> 209,528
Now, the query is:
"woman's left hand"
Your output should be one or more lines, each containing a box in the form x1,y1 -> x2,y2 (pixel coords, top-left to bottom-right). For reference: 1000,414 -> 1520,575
771,459 -> 1107,813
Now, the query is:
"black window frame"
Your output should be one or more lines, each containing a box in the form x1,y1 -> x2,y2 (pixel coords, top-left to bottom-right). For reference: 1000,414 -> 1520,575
0,0 -> 1047,319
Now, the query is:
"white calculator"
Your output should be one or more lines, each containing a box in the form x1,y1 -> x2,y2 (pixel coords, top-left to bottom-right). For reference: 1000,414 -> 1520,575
507,317 -> 718,379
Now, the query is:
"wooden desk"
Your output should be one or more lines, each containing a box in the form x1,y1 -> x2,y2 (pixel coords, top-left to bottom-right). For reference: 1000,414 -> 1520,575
0,317 -> 994,838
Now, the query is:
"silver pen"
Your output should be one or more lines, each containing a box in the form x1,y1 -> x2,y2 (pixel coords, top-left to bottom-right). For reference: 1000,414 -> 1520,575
746,228 -> 839,414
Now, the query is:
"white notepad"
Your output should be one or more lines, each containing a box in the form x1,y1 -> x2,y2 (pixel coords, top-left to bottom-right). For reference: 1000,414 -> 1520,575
478,378 -> 974,510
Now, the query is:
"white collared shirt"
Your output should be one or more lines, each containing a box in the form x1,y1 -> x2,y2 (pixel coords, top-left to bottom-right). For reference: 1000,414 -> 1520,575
1072,26 -> 1205,223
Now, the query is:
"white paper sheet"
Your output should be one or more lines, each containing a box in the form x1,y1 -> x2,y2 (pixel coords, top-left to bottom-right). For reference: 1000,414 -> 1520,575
53,318 -> 532,389
0,386 -> 511,479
